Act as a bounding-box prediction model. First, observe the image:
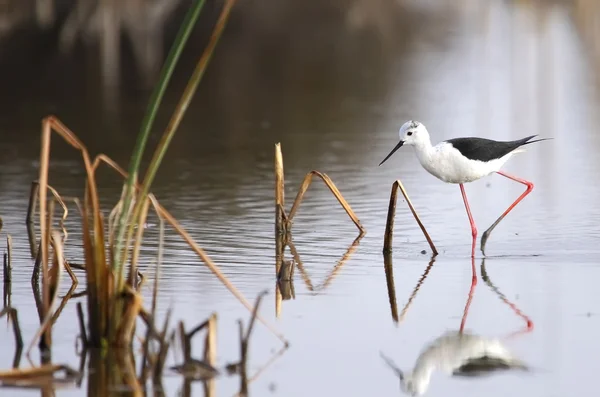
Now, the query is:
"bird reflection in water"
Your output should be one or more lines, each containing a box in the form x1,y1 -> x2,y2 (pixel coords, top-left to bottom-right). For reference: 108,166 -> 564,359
381,255 -> 533,396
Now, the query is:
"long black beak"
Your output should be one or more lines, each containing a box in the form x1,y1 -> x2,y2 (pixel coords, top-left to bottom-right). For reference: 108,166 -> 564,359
378,140 -> 405,166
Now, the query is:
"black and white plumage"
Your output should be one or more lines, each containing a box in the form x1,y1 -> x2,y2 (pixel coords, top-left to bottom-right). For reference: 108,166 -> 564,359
378,120 -> 549,257
445,135 -> 545,163
378,121 -> 548,184
380,331 -> 528,396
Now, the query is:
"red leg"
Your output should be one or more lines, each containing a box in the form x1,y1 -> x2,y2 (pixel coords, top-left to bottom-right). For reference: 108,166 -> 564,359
460,184 -> 477,258
459,256 -> 478,333
480,171 -> 534,255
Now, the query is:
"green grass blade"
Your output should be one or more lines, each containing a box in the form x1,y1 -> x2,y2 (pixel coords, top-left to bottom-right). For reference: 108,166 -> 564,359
113,0 -> 206,273
116,0 -> 239,289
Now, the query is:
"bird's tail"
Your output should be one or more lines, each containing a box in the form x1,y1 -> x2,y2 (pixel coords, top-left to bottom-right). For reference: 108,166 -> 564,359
521,135 -> 553,146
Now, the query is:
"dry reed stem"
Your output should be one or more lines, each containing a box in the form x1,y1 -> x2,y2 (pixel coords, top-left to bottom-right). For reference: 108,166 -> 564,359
237,319 -> 247,396
383,180 -> 437,256
76,302 -> 88,348
204,313 -> 217,366
115,286 -> 144,347
275,284 -> 282,318
37,116 -> 107,347
25,181 -> 39,226
26,181 -> 69,245
398,257 -> 435,324
3,234 -> 11,284
62,261 -> 78,285
383,253 -> 398,323
287,171 -> 365,236
274,143 -> 285,226
25,230 -> 65,359
91,154 -> 288,345
0,364 -> 79,383
275,143 -> 285,275
42,197 -> 56,352
36,116 -> 287,347
49,282 -> 77,328
204,313 -> 217,397
177,321 -> 188,361
0,307 -> 24,352
31,242 -> 42,286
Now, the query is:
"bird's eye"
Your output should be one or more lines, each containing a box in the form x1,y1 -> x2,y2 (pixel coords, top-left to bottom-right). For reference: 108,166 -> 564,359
407,131 -> 413,136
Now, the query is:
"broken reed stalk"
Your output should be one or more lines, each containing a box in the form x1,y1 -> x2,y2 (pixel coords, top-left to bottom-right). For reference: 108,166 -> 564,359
273,143 -> 365,237
274,143 -> 285,275
383,180 -> 438,256
287,170 -> 365,235
76,302 -> 88,348
238,320 -> 248,396
204,313 -> 217,366
3,234 -> 11,284
204,313 -> 217,396
0,364 -> 79,383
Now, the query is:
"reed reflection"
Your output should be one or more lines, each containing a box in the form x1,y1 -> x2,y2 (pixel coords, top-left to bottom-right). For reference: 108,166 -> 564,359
381,257 -> 534,396
275,233 -> 363,317
383,253 -> 436,325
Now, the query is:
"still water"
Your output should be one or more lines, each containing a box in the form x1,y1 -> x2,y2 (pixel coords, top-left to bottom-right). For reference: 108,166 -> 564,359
1,0 -> 600,396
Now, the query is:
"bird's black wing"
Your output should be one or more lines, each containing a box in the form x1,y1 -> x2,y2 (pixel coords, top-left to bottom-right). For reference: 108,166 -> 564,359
452,355 -> 527,377
445,135 -> 538,162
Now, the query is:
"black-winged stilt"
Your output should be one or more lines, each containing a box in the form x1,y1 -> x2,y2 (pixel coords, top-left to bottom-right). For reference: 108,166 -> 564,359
379,120 -> 548,257
380,330 -> 528,396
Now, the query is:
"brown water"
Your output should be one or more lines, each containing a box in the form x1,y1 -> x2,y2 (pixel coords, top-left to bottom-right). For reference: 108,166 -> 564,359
1,0 -> 600,396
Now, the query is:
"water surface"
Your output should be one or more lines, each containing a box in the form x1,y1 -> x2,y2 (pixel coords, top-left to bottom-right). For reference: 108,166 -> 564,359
1,1 -> 600,396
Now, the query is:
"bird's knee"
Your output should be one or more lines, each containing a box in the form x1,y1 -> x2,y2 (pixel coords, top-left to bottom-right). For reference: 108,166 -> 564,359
471,227 -> 478,238
526,181 -> 534,192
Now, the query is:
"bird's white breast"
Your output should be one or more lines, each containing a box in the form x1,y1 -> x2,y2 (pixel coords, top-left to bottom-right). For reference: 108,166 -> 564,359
416,142 -> 512,184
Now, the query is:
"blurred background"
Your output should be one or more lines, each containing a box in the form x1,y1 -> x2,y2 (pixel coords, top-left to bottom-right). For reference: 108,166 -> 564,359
1,0 -> 598,158
1,1 -> 600,396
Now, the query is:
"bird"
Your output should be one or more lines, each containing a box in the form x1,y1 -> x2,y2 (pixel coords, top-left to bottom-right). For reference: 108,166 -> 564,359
378,120 -> 549,257
380,330 -> 529,396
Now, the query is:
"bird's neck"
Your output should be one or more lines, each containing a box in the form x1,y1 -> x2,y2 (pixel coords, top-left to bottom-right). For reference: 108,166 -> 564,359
404,365 -> 434,395
412,136 -> 434,165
